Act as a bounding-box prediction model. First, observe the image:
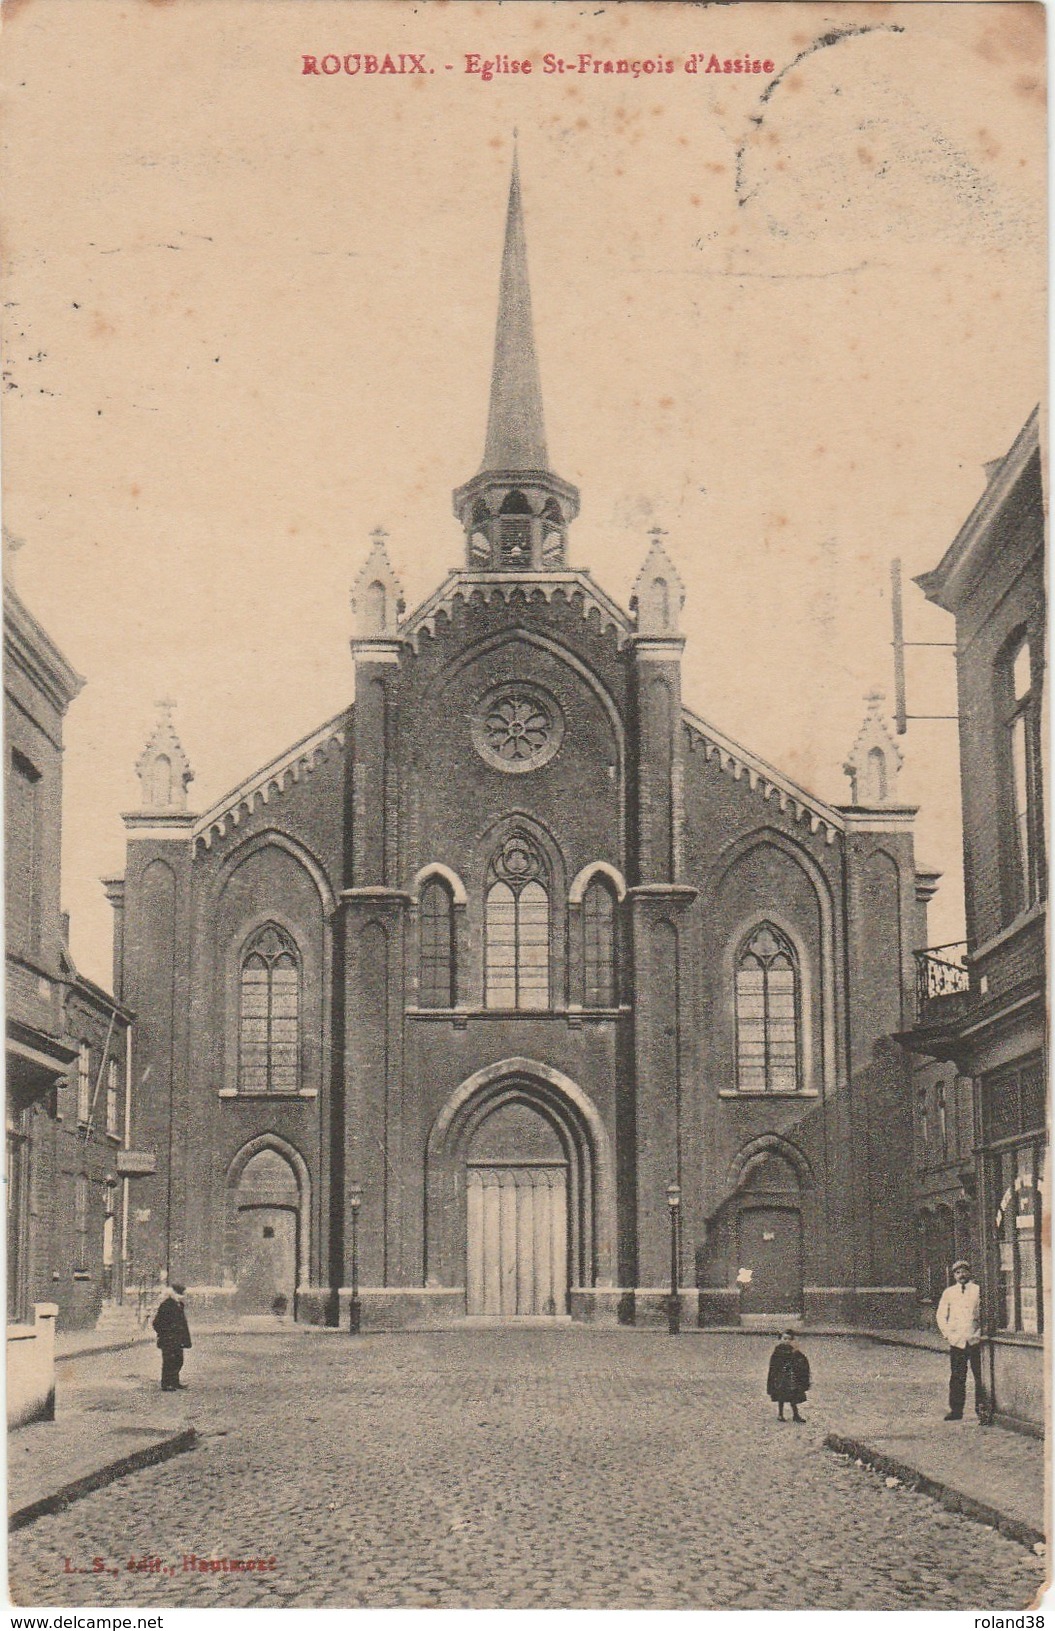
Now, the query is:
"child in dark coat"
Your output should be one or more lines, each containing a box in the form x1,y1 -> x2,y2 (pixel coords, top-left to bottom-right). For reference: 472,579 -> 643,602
766,1330 -> 811,1423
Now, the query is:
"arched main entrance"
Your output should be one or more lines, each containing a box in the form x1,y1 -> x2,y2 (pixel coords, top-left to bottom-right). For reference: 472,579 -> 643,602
466,1100 -> 569,1316
426,1058 -> 615,1318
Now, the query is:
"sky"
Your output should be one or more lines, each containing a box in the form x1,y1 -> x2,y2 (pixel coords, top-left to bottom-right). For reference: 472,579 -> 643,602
1,0 -> 1046,987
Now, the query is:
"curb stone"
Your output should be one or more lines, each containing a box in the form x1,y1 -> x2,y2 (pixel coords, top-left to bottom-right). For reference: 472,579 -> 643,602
8,1428 -> 199,1532
824,1432 -> 1045,1551
56,1337 -> 154,1364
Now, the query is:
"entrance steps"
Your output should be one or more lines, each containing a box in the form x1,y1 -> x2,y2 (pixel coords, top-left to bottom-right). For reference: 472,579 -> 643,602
461,1315 -> 574,1329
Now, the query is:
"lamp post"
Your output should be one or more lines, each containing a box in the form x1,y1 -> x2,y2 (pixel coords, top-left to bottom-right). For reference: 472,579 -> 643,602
667,1182 -> 681,1336
348,1184 -> 363,1335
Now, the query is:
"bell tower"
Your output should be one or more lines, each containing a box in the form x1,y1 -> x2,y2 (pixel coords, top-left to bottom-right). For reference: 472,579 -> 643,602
452,154 -> 580,570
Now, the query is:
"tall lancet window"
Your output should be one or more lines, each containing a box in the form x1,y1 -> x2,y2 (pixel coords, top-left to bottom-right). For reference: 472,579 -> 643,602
735,923 -> 800,1093
239,924 -> 300,1094
485,834 -> 549,1009
419,878 -> 455,1008
583,877 -> 617,1008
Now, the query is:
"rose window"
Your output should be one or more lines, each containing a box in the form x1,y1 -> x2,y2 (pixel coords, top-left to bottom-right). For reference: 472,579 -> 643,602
472,684 -> 564,774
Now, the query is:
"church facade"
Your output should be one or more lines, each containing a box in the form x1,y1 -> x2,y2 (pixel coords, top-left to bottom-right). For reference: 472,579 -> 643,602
110,168 -> 927,1330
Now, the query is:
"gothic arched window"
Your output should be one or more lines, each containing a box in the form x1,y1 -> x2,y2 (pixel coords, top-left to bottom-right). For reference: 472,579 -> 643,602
419,878 -> 455,1008
239,924 -> 300,1094
485,835 -> 549,1009
735,923 -> 800,1093
583,876 -> 617,1007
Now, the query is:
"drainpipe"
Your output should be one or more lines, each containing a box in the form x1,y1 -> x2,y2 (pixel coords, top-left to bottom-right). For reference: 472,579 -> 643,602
119,1018 -> 133,1305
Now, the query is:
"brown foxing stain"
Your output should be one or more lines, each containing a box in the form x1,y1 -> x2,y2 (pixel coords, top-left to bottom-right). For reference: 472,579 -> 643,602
976,129 -> 1001,161
288,524 -> 299,536
658,397 -> 674,411
91,313 -> 116,339
1,0 -> 36,19
1013,74 -> 1044,105
705,162 -> 725,175
974,4 -> 1045,66
857,146 -> 874,166
690,194 -> 701,208
130,484 -> 141,498
813,445 -> 826,459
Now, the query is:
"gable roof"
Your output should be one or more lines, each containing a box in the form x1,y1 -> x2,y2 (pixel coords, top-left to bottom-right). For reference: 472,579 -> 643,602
683,706 -> 844,845
193,711 -> 348,851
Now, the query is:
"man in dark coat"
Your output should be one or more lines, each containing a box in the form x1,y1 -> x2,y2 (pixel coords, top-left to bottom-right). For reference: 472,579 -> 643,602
766,1329 -> 811,1422
152,1282 -> 192,1391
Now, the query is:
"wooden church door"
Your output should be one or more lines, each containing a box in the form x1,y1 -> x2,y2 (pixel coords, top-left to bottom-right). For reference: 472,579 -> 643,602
466,1165 -> 568,1316
737,1206 -> 803,1315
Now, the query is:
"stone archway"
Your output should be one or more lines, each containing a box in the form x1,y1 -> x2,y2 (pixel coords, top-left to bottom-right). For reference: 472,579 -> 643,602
425,1059 -> 615,1314
225,1137 -> 310,1315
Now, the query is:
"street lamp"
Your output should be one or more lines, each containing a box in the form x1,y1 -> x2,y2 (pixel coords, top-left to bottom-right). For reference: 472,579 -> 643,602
666,1182 -> 681,1336
348,1184 -> 363,1335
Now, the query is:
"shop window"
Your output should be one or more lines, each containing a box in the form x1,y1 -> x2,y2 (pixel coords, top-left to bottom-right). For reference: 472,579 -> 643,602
993,1140 -> 1045,1335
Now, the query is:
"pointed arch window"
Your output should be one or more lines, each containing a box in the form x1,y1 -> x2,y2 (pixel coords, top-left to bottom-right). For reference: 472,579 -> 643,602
419,878 -> 455,1008
735,923 -> 800,1093
239,924 -> 300,1094
583,876 -> 617,1008
485,835 -> 549,1009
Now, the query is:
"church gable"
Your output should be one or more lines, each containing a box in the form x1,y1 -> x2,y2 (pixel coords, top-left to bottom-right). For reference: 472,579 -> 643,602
192,711 -> 349,878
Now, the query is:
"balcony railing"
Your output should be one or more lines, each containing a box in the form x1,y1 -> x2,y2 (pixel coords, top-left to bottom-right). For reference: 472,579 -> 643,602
914,942 -> 970,1018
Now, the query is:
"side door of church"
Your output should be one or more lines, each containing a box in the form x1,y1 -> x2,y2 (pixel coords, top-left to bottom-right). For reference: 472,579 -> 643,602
737,1206 -> 803,1316
236,1207 -> 297,1315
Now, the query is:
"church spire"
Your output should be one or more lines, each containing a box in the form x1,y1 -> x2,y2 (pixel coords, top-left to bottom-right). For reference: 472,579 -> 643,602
453,154 -> 579,571
481,150 -> 548,474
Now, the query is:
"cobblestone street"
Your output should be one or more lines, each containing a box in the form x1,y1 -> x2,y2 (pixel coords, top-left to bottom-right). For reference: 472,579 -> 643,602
9,1328 -> 1047,1610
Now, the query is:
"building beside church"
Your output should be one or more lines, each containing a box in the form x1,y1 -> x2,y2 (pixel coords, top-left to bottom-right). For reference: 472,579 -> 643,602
111,165 -> 930,1330
907,409 -> 1045,1430
5,580 -> 132,1335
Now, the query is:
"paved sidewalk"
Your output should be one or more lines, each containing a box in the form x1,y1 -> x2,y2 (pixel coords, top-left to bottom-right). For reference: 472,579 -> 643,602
9,1325 -> 1045,1551
9,1328 -> 1045,1611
